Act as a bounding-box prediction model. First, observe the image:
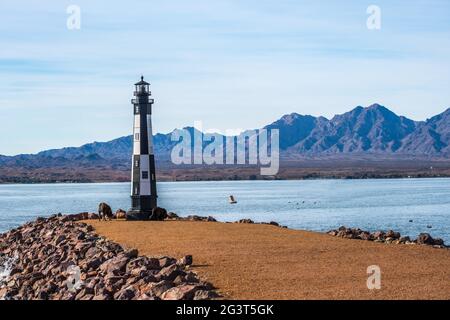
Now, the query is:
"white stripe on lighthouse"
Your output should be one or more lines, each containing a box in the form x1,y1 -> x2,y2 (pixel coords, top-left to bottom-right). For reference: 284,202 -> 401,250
139,154 -> 151,195
133,114 -> 141,155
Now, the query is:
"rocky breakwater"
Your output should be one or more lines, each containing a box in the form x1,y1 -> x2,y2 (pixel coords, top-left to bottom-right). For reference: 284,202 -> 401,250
327,226 -> 447,249
0,214 -> 218,300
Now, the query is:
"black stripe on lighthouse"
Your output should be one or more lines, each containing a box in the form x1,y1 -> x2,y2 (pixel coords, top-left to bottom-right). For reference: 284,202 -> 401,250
140,103 -> 149,155
132,155 -> 140,195
149,154 -> 157,198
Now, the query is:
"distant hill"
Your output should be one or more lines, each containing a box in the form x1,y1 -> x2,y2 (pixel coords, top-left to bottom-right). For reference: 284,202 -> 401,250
1,104 -> 450,182
266,104 -> 433,155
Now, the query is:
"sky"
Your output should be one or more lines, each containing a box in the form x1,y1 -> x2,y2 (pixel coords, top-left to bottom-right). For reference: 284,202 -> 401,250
0,0 -> 449,155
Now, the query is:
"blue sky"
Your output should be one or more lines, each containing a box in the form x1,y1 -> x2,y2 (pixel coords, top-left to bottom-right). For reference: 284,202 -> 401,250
1,0 -> 449,155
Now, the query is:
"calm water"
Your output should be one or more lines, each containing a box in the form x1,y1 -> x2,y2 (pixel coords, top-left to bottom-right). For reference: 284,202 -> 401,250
0,179 -> 449,242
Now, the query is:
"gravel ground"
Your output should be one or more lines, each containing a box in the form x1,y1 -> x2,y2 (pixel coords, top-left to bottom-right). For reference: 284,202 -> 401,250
88,220 -> 450,300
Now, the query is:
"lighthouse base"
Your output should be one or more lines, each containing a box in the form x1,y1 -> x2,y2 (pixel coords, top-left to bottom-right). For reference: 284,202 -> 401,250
126,209 -> 152,221
127,195 -> 157,220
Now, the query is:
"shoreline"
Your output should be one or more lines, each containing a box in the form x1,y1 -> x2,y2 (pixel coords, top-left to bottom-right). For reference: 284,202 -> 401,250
2,159 -> 450,184
2,175 -> 450,185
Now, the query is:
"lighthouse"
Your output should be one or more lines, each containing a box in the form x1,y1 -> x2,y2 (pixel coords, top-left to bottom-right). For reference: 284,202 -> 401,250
127,76 -> 157,220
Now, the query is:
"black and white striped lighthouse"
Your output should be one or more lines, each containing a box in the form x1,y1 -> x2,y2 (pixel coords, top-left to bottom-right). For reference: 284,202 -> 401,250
127,76 -> 157,220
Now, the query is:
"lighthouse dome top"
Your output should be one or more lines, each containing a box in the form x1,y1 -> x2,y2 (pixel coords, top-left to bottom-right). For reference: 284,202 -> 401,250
134,76 -> 151,96
135,75 -> 150,86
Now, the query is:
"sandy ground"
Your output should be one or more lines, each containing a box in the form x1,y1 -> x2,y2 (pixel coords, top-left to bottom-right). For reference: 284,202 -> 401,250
88,220 -> 450,300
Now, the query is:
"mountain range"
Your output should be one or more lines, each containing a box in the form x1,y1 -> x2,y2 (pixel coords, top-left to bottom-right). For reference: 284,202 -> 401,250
1,104 -> 450,172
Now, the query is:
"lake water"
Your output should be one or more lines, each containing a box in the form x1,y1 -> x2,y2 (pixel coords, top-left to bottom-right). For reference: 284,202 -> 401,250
0,179 -> 449,242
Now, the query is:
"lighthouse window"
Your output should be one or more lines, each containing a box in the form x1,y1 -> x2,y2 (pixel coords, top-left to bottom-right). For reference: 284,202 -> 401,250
135,106 -> 140,114
142,171 -> 149,179
135,133 -> 140,140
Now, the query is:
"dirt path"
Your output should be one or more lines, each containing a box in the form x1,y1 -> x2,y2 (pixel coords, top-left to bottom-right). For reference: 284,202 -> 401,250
89,220 -> 450,300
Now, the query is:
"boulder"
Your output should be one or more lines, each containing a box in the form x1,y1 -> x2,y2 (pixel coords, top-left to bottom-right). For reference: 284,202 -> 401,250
187,215 -> 202,221
77,212 -> 89,220
149,207 -> 168,221
193,289 -> 219,300
92,293 -> 112,300
113,286 -> 137,300
184,272 -> 200,283
358,231 -> 372,241
159,264 -> 184,281
53,234 -> 66,245
86,257 -> 104,270
177,255 -> 193,267
141,280 -> 174,297
99,254 -> 130,275
386,230 -> 400,239
158,256 -> 177,268
416,233 -> 434,245
236,219 -> 254,224
88,213 -> 99,220
166,212 -> 179,220
115,209 -> 127,220
161,284 -> 201,300
372,231 -> 385,240
126,257 -> 160,273
385,237 -> 394,243
98,202 -> 113,220
399,236 -> 411,243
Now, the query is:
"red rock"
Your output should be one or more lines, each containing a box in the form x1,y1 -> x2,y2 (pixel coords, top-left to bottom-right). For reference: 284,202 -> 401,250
177,255 -> 193,267
416,233 -> 434,245
141,280 -> 173,297
88,213 -> 99,220
92,293 -> 112,300
136,293 -> 157,300
54,234 -> 66,245
372,231 -> 385,240
386,230 -> 400,239
126,256 -> 160,272
113,286 -> 137,300
193,289 -> 218,300
161,284 -> 200,300
0,288 -> 8,299
99,254 -> 130,275
236,219 -> 254,224
158,256 -> 177,268
159,264 -> 184,281
115,209 -> 127,219
149,207 -> 168,221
